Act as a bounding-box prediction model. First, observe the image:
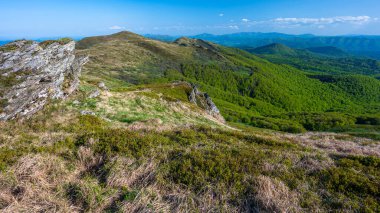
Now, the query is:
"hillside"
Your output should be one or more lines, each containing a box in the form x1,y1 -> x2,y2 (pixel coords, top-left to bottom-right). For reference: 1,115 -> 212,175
246,43 -> 380,77
0,32 -> 379,212
250,43 -> 297,55
306,46 -> 349,57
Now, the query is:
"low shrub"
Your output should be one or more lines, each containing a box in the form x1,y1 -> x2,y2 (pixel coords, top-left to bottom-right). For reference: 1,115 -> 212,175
39,38 -> 72,49
285,112 -> 356,131
0,44 -> 18,52
164,148 -> 255,193
317,155 -> 380,211
76,128 -> 171,158
57,37 -> 73,45
250,116 -> 306,133
356,115 -> 380,125
39,40 -> 57,49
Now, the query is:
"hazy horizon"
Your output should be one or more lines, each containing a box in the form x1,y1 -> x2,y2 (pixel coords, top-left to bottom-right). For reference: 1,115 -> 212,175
2,30 -> 380,41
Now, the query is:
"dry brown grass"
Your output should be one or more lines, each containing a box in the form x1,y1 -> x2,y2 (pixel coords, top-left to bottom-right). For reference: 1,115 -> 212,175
104,157 -> 241,212
106,157 -> 156,189
273,132 -> 380,157
76,146 -> 103,171
0,154 -> 77,212
118,185 -> 171,213
254,175 -> 300,213
295,154 -> 334,173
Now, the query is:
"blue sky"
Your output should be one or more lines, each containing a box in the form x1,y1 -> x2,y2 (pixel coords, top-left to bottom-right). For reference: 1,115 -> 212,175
1,0 -> 380,39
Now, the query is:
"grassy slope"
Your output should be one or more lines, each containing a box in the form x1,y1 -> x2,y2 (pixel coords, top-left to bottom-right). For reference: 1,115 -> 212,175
0,32 -> 379,212
0,84 -> 379,212
77,32 -> 380,134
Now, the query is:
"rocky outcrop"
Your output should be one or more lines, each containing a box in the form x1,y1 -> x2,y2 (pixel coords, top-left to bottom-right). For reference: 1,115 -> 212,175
188,83 -> 225,123
174,37 -> 217,51
0,40 -> 88,120
173,37 -> 225,61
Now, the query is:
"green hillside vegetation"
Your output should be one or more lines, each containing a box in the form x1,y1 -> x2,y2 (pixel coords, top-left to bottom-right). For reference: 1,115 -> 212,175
77,32 -> 380,134
306,46 -> 349,57
0,86 -> 379,212
249,43 -> 297,55
246,43 -> 380,77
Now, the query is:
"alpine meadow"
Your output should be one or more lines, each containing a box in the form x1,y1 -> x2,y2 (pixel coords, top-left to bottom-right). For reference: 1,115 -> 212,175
0,1 -> 379,212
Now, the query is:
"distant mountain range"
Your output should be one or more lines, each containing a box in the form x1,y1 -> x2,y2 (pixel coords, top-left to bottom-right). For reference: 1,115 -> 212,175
247,43 -> 350,58
146,32 -> 380,60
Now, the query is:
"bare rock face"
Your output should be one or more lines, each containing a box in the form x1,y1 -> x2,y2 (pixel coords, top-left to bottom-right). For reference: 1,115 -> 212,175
0,40 -> 89,120
188,83 -> 225,123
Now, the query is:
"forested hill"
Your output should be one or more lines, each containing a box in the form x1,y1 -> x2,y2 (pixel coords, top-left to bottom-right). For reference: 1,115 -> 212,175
306,46 -> 349,57
245,43 -> 380,77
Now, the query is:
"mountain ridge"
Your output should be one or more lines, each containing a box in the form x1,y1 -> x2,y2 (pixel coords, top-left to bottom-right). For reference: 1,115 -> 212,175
250,43 -> 297,55
145,32 -> 380,59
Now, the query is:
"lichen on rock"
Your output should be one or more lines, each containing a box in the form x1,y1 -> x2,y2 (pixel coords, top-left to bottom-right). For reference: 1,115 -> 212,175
0,39 -> 89,120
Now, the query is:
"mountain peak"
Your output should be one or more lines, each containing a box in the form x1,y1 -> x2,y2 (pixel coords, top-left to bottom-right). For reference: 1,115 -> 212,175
76,31 -> 145,49
107,31 -> 143,39
173,37 -> 193,44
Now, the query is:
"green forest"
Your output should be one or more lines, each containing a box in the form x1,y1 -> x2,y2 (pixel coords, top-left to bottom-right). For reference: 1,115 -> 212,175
159,46 -> 380,136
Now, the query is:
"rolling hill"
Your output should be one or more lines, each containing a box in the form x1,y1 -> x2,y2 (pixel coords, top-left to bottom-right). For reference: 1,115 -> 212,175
249,43 -> 297,55
75,32 -> 380,133
246,43 -> 380,77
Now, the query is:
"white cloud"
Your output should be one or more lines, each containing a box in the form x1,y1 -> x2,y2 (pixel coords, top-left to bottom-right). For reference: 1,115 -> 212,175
219,13 -> 224,17
228,25 -> 239,30
273,16 -> 374,25
242,18 -> 249,22
109,25 -> 124,30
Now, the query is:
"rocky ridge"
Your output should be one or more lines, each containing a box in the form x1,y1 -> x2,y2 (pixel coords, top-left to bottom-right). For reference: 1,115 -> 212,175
0,39 -> 88,120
